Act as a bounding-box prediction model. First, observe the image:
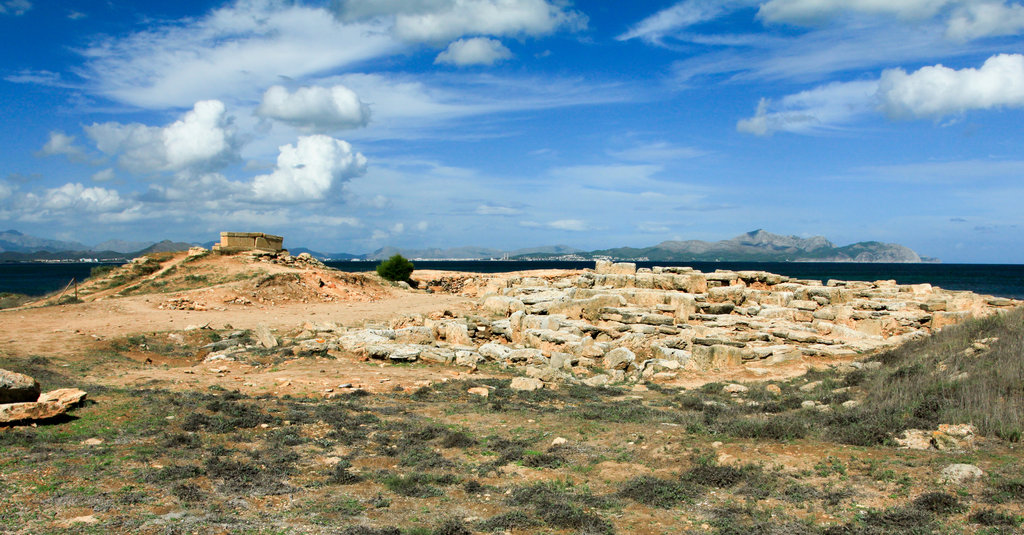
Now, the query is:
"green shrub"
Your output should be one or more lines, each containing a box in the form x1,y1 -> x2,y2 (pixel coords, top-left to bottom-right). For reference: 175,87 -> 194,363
376,254 -> 414,282
89,264 -> 119,279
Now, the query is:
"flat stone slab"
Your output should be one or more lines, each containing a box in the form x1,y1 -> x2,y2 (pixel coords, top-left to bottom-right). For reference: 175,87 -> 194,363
0,388 -> 87,424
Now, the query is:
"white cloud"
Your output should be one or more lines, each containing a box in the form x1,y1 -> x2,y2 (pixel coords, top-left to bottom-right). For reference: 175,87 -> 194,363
476,203 -> 523,215
757,0 -> 956,24
252,135 -> 367,202
548,219 -> 590,231
78,0 -> 400,108
758,0 -> 1024,40
91,169 -> 116,182
617,0 -> 754,44
257,85 -> 371,131
0,180 -> 12,200
608,141 -> 705,162
879,53 -> 1024,118
36,131 -> 86,160
415,221 -> 429,231
946,2 -> 1024,40
85,100 -> 238,173
28,183 -> 126,214
0,0 -> 30,16
335,0 -> 585,43
520,219 -> 592,231
434,37 -> 512,66
737,79 -> 879,135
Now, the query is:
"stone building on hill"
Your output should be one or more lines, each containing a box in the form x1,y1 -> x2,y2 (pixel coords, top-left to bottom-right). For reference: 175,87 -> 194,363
211,232 -> 284,253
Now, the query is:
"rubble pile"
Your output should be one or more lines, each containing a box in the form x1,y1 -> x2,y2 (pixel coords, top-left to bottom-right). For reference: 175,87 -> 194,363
199,261 -> 1020,389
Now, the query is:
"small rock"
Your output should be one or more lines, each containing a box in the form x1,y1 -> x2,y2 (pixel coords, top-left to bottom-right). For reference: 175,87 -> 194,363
468,387 -> 490,398
722,383 -> 748,394
81,438 -> 103,446
800,400 -> 817,409
765,384 -> 782,396
799,381 -> 822,393
510,377 -> 544,392
940,463 -> 984,484
582,374 -> 611,387
551,437 -> 568,446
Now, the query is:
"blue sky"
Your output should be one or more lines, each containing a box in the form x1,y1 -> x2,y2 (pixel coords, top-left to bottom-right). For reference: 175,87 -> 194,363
1,0 -> 1023,261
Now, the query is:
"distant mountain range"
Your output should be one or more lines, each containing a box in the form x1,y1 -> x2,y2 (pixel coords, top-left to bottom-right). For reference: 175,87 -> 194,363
572,230 -> 934,263
0,229 -> 936,263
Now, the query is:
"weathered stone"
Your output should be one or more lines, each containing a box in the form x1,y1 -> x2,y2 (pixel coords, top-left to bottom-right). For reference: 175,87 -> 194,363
510,377 -> 544,391
394,326 -> 435,344
0,369 -> 40,404
690,344 -> 745,370
479,342 -> 512,361
0,388 -> 87,424
441,322 -> 473,345
365,344 -> 423,361
940,463 -> 983,484
254,324 -> 278,349
723,383 -> 748,394
468,387 -> 490,397
482,295 -> 526,316
603,347 -> 636,370
582,374 -> 610,387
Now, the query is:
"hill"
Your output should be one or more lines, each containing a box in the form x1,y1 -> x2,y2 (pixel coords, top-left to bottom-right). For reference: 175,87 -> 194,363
561,230 -> 927,263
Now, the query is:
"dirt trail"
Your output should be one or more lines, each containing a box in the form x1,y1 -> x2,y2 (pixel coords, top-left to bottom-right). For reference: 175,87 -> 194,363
0,291 -> 473,359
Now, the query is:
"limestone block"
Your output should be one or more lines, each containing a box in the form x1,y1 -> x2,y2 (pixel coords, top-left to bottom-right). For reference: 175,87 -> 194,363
510,377 -> 544,391
254,324 -> 278,349
479,342 -> 512,361
441,322 -> 473,345
603,347 -> 636,370
689,344 -> 745,370
0,388 -> 86,424
394,326 -> 435,345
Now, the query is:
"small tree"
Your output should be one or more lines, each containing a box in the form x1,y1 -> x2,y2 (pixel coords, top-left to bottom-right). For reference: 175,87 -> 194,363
376,254 -> 415,282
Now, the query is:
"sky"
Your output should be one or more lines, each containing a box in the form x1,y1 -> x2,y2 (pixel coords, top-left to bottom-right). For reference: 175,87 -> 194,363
1,0 -> 1023,262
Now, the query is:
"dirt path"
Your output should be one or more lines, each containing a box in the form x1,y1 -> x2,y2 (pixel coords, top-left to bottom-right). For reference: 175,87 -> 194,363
0,291 -> 474,359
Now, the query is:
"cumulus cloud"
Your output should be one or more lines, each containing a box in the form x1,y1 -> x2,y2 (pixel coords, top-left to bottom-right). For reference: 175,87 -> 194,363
252,135 -> 367,202
946,2 -> 1024,40
737,80 -> 879,135
879,53 -> 1024,118
0,180 -> 12,200
434,37 -> 512,66
28,183 -> 126,214
335,0 -> 585,43
36,131 -> 86,160
0,0 -> 31,16
257,85 -> 371,131
85,100 -> 238,173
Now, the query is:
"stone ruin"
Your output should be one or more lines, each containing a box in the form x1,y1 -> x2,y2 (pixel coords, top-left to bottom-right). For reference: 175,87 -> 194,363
211,232 -> 284,254
203,260 -> 1021,390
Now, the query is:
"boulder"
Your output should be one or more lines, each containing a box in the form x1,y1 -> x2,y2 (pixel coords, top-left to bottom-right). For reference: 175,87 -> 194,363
603,348 -> 636,370
0,369 -> 40,404
0,388 -> 87,424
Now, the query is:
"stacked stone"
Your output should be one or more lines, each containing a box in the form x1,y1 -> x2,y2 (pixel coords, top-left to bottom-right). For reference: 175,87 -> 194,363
207,262 -> 1021,388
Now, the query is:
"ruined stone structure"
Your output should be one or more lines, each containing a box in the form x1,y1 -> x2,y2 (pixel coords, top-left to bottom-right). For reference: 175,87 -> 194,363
211,232 -> 284,254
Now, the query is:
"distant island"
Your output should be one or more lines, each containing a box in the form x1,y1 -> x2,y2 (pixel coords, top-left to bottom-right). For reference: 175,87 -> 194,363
0,228 -> 936,263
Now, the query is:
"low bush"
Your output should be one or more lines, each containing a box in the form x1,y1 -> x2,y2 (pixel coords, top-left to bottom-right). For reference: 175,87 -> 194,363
376,254 -> 414,282
617,475 -> 703,508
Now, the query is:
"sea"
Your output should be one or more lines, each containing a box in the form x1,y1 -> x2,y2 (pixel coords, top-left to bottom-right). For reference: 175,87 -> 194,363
2,260 -> 1023,300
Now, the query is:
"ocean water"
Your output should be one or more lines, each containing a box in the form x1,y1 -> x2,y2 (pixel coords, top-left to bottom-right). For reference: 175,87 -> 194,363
2,261 -> 1023,300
